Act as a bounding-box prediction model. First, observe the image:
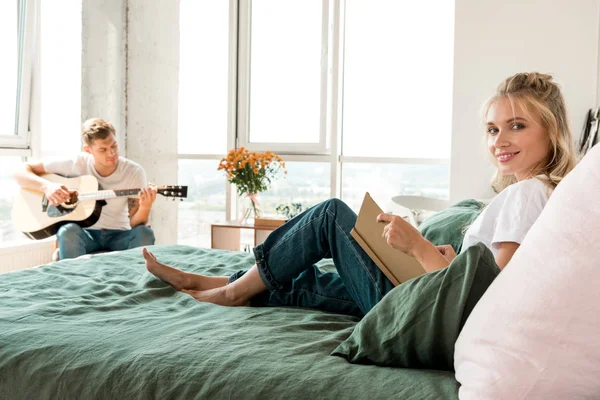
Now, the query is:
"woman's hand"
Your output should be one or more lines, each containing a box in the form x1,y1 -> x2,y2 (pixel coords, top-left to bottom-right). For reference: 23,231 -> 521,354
435,245 -> 457,263
378,213 -> 452,273
377,213 -> 427,257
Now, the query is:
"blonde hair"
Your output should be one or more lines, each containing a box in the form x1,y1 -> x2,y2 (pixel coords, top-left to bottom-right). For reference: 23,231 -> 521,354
482,72 -> 578,192
81,118 -> 116,146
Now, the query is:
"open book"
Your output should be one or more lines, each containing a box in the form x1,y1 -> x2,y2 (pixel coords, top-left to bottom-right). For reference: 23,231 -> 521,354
350,193 -> 426,286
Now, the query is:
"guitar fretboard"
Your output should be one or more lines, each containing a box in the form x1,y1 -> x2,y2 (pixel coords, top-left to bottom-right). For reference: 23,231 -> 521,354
77,189 -> 141,201
114,189 -> 142,197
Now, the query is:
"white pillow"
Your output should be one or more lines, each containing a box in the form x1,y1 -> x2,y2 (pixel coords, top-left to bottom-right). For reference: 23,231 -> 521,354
454,144 -> 600,400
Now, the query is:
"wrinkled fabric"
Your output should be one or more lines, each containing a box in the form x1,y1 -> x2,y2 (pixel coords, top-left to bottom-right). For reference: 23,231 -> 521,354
0,245 -> 458,400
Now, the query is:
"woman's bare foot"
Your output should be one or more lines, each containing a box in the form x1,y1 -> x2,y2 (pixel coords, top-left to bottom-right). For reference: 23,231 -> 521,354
179,265 -> 266,306
142,248 -> 228,291
143,251 -> 265,308
181,287 -> 250,307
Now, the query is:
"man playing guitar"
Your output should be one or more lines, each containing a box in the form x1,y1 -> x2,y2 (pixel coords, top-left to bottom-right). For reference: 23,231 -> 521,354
13,118 -> 157,260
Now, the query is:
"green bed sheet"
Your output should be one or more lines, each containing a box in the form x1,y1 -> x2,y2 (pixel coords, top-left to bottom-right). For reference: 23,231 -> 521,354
0,245 -> 459,399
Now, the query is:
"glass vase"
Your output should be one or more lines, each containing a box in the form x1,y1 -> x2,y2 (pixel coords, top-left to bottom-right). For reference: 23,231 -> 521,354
241,193 -> 262,224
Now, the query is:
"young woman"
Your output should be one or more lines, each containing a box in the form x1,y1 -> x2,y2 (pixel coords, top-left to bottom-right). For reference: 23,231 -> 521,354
143,72 -> 577,317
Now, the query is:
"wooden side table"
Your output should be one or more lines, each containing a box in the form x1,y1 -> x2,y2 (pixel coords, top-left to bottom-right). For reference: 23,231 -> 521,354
210,220 -> 284,251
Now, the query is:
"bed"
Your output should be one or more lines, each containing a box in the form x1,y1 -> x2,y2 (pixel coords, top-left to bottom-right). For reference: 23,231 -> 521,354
0,245 -> 459,399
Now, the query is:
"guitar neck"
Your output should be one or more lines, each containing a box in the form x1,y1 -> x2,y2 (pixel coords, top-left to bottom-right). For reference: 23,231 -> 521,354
78,188 -> 141,201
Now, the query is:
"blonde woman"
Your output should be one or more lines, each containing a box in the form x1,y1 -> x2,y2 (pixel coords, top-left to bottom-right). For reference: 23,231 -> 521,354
144,72 -> 577,317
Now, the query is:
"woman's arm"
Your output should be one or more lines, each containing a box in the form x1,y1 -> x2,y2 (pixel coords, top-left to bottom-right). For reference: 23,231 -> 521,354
411,239 -> 452,272
494,242 -> 520,270
415,241 -> 519,272
377,212 -> 522,272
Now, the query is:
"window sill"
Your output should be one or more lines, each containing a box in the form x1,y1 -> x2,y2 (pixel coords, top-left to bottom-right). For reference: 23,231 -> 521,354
0,237 -> 54,253
0,238 -> 56,273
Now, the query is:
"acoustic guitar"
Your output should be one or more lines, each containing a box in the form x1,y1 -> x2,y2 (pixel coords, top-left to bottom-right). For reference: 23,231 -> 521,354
12,174 -> 188,240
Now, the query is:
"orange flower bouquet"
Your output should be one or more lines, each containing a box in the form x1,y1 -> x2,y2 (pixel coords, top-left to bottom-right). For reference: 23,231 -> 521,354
218,147 -> 287,221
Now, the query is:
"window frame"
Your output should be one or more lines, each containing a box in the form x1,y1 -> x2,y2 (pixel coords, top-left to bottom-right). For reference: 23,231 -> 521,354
236,0 -> 332,154
177,0 -> 451,239
0,0 -> 37,154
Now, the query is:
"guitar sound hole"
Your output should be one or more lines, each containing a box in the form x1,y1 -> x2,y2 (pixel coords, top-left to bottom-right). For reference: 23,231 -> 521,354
47,204 -> 76,218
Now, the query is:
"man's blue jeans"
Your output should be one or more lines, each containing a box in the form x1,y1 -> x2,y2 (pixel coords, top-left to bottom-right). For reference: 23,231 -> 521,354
229,199 -> 396,317
56,223 -> 155,260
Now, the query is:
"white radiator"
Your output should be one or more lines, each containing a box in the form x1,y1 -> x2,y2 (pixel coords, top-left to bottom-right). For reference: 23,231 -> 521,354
0,239 -> 55,273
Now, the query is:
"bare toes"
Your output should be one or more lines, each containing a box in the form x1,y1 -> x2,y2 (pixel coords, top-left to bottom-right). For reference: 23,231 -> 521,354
142,248 -> 157,262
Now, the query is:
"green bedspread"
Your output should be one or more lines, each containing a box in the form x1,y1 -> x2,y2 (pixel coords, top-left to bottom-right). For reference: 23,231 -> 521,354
0,245 -> 458,399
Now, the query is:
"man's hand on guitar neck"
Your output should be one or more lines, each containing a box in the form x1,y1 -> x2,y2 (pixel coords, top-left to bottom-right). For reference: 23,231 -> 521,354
129,183 -> 158,227
139,184 -> 157,211
43,181 -> 71,206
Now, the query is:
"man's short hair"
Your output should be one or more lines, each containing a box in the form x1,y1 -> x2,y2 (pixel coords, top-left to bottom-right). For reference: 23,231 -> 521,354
81,118 -> 116,146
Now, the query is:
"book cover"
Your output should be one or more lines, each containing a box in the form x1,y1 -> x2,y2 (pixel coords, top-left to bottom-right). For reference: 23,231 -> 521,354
350,192 -> 426,286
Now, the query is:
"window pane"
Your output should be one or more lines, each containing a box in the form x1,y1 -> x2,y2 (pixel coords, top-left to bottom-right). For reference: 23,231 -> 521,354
178,0 -> 229,155
0,157 -> 26,244
257,162 -> 330,217
40,0 -> 82,159
341,163 -> 449,212
0,2 -> 19,137
178,160 -> 226,248
342,1 -> 454,159
249,1 -> 322,143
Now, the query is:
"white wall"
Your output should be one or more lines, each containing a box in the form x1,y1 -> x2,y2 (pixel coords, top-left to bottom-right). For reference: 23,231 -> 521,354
450,0 -> 600,202
82,0 -> 179,245
81,0 -> 127,152
126,0 -> 179,245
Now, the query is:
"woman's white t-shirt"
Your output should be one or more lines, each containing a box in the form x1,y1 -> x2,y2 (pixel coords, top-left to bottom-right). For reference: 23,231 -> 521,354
43,153 -> 147,230
461,178 -> 550,257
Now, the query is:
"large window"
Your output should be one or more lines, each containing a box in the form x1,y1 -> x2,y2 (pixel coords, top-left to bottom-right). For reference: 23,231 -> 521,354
341,163 -> 449,212
0,0 -> 35,245
0,0 -> 82,245
0,2 -> 19,139
238,0 -> 327,152
40,0 -> 82,159
259,161 -> 330,215
179,1 -> 454,247
342,1 -> 454,159
178,0 -> 231,246
0,0 -> 34,149
178,160 -> 226,248
0,157 -> 26,244
178,0 -> 229,155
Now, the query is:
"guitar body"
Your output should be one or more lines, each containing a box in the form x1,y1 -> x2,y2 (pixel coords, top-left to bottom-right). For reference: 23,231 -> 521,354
12,174 -> 105,240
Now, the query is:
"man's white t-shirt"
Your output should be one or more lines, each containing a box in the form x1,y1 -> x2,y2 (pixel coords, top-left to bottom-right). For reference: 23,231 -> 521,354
461,178 -> 551,257
44,153 -> 147,230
